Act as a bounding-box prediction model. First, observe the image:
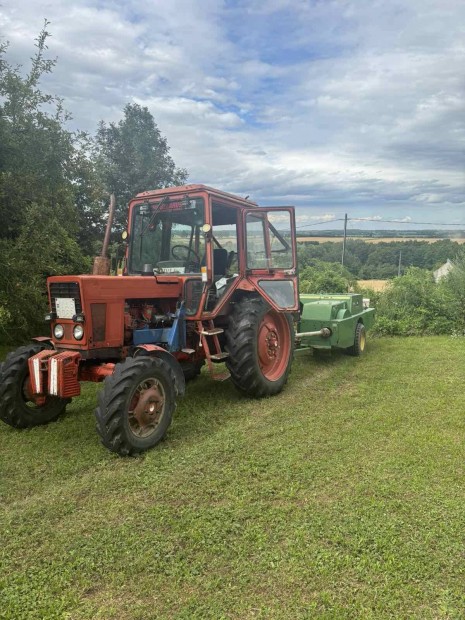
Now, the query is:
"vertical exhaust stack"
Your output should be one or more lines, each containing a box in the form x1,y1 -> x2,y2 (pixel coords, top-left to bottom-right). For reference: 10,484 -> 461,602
93,193 -> 116,275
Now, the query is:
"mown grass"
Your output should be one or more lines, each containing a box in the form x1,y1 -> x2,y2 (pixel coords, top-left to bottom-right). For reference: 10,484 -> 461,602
1,337 -> 465,619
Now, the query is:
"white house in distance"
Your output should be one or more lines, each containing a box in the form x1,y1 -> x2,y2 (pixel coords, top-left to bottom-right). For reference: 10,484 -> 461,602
433,259 -> 454,282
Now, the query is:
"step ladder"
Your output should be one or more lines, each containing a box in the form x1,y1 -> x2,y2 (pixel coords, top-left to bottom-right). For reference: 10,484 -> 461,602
196,320 -> 230,381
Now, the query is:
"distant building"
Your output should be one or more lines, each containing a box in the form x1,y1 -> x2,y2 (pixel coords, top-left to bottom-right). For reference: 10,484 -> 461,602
433,259 -> 454,282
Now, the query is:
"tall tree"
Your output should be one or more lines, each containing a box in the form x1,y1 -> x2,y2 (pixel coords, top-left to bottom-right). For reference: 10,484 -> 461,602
95,103 -> 187,230
0,23 -> 92,341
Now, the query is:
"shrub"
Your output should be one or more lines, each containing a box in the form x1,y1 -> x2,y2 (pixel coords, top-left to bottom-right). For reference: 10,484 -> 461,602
299,261 -> 358,294
373,267 -> 456,336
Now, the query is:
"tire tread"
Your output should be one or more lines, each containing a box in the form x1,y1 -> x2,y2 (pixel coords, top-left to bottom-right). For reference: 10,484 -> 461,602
225,297 -> 294,398
94,356 -> 176,456
0,344 -> 68,428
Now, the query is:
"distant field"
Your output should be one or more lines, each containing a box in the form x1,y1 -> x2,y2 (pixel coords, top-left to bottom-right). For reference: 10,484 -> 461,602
298,236 -> 465,244
358,279 -> 389,291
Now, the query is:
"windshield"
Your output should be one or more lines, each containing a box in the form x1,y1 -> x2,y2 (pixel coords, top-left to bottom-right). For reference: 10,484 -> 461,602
128,197 -> 205,274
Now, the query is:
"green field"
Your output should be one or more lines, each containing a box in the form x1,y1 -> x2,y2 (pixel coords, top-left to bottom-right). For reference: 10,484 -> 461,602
1,337 -> 465,619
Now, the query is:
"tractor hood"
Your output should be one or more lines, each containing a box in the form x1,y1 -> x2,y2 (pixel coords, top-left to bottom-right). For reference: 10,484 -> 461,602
47,274 -> 184,352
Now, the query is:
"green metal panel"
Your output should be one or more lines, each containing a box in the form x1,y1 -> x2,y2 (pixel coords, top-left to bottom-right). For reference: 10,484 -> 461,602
298,293 -> 375,350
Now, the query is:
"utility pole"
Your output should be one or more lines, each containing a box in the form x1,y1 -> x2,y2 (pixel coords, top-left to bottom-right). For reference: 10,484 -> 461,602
398,249 -> 402,277
341,213 -> 348,266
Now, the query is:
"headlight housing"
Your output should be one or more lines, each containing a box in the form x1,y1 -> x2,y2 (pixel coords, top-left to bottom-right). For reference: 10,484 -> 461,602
73,324 -> 84,341
54,324 -> 64,340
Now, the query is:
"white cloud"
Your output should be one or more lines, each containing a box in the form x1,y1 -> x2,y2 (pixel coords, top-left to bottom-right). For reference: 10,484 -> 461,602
0,0 -> 464,223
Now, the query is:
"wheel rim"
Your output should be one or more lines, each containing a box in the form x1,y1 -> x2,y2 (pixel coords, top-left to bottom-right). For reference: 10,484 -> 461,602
257,310 -> 291,381
128,377 -> 165,438
359,328 -> 366,352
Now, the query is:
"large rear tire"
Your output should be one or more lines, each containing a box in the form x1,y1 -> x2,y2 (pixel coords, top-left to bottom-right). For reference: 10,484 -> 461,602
225,297 -> 294,398
94,356 -> 176,456
0,344 -> 69,428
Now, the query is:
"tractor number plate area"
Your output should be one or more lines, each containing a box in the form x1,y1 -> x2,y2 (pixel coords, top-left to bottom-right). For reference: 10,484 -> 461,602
55,298 -> 76,319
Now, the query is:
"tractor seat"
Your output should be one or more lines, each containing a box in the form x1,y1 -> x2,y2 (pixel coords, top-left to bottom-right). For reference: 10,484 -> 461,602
200,248 -> 229,279
212,248 -> 228,277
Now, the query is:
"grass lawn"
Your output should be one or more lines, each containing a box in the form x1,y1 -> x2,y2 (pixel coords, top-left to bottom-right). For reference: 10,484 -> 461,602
1,337 -> 465,619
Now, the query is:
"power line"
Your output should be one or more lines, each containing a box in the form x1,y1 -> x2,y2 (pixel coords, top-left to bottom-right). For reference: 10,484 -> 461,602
295,218 -> 343,229
295,217 -> 464,229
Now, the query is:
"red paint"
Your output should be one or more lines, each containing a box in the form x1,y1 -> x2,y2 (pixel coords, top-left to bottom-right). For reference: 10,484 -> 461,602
79,363 -> 115,382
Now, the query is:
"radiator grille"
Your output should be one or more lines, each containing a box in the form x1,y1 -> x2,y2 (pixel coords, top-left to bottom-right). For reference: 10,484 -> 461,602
49,282 -> 82,314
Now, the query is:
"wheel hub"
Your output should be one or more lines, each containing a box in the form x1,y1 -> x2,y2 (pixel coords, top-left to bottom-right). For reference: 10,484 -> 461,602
360,330 -> 366,351
265,329 -> 279,358
129,380 -> 165,437
257,311 -> 291,381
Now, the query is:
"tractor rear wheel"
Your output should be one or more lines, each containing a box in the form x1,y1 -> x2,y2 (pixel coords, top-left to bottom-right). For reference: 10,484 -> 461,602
225,297 -> 294,398
94,356 -> 176,456
0,343 -> 69,428
345,322 -> 366,356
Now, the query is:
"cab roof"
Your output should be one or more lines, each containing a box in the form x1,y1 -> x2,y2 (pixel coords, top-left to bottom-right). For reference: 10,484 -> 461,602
134,184 -> 258,209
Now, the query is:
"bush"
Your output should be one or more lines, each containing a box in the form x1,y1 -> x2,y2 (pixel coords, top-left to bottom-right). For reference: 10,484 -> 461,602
0,204 -> 91,343
299,261 -> 358,294
373,267 -> 456,336
440,253 -> 465,333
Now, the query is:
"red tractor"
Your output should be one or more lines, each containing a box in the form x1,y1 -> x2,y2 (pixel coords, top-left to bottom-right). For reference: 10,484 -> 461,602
0,185 -> 298,455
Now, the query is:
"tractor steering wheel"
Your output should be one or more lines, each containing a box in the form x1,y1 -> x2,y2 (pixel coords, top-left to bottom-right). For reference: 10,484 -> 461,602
171,245 -> 201,265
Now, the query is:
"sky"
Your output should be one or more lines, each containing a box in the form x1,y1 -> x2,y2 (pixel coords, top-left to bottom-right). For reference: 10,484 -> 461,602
1,0 -> 464,231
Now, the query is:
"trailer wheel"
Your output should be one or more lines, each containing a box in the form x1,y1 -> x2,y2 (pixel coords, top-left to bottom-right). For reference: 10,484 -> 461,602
346,322 -> 366,356
225,297 -> 294,398
94,356 -> 176,456
0,344 -> 69,428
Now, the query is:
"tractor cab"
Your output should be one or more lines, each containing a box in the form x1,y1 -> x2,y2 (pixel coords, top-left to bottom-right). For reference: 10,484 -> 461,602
124,184 -> 299,319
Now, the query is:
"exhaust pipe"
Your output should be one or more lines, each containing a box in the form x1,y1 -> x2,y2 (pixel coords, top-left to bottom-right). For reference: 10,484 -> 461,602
93,193 -> 116,275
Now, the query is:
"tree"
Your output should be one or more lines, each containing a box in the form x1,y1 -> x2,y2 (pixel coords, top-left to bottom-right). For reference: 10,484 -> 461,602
0,25 -> 78,240
0,26 -> 189,342
0,23 -> 91,342
94,103 -> 188,231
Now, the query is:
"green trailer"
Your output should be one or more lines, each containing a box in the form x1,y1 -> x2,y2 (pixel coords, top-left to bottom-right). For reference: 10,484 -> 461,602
296,293 -> 375,356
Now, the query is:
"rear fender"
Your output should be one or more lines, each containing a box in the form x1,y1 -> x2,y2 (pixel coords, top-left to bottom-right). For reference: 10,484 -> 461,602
134,344 -> 186,397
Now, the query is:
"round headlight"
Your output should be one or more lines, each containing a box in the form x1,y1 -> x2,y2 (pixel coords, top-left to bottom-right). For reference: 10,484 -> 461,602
54,324 -> 64,340
73,324 -> 84,341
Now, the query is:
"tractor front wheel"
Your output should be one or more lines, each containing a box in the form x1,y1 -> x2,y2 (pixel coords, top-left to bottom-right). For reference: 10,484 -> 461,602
225,297 -> 294,398
94,356 -> 176,456
0,344 -> 69,428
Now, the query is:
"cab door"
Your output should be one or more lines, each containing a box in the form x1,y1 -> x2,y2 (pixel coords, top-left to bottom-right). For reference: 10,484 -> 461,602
241,207 -> 299,312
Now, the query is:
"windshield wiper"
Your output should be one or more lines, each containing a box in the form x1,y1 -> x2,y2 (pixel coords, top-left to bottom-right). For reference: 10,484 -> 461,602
140,196 -> 170,238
